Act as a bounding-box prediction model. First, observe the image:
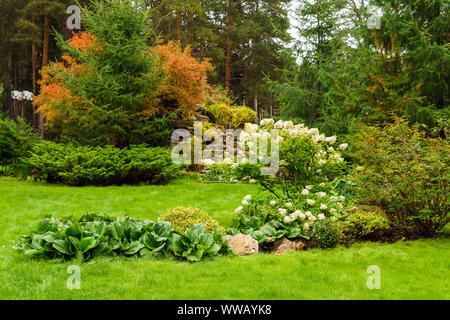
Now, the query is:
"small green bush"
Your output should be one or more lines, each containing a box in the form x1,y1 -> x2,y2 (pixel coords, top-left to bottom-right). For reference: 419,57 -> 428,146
231,106 -> 257,129
347,205 -> 390,240
206,104 -> 256,129
19,141 -> 181,185
159,207 -> 225,234
310,220 -> 341,249
0,116 -> 38,167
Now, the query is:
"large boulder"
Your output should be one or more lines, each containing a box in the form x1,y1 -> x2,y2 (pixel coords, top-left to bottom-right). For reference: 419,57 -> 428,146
272,237 -> 305,255
228,233 -> 259,255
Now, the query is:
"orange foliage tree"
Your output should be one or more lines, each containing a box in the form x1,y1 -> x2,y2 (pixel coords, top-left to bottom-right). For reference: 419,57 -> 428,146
149,41 -> 214,117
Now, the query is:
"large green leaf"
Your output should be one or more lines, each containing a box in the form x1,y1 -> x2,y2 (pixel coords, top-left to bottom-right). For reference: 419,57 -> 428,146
52,240 -> 73,255
79,237 -> 97,253
123,241 -> 144,255
110,222 -> 124,240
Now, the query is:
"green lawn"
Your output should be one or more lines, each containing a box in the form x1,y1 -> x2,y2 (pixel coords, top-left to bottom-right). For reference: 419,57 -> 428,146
0,177 -> 448,300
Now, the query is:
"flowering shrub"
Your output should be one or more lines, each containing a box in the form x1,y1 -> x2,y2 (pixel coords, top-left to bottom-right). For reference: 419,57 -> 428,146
229,182 -> 348,246
203,118 -> 348,188
254,119 -> 348,194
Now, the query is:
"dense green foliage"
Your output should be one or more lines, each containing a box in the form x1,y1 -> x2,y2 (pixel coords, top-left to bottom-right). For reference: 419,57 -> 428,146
228,183 -> 349,246
18,142 -> 180,185
0,116 -> 38,167
310,219 -> 341,249
48,0 -> 162,147
351,118 -> 449,238
346,205 -> 390,241
14,213 -> 231,262
271,0 -> 449,135
159,207 -> 225,234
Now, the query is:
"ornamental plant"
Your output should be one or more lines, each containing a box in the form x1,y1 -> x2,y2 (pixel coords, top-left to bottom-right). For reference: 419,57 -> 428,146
159,207 -> 225,234
351,117 -> 449,239
229,182 -> 349,245
14,214 -> 231,262
18,141 -> 180,186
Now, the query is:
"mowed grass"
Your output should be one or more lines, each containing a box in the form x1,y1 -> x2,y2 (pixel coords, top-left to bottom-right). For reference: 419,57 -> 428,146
0,177 -> 448,300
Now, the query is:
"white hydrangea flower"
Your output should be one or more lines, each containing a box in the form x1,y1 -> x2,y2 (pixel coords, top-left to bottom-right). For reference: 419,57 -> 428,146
270,200 -> 276,206
283,120 -> 294,129
301,189 -> 309,195
339,143 -> 348,150
307,199 -> 315,206
309,215 -> 316,222
314,134 -> 326,142
274,120 -> 284,129
242,200 -> 249,205
283,216 -> 293,223
308,128 -> 319,136
337,203 -> 343,209
278,208 -> 287,216
330,208 -> 337,213
318,213 -> 325,220
249,179 -> 256,184
305,211 -> 312,217
235,206 -> 243,214
326,136 -> 337,145
244,195 -> 252,201
285,202 -> 293,208
306,185 -> 312,190
320,204 -> 328,210
292,210 -> 302,219
318,159 -> 326,166
317,192 -> 327,198
303,223 -> 310,231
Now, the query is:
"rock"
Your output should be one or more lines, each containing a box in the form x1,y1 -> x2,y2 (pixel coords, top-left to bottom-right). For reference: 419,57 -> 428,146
272,237 -> 305,255
228,233 -> 259,255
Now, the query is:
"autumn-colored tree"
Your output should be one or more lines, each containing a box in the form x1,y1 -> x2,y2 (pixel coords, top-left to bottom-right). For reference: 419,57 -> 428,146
33,2 -> 217,146
149,41 -> 214,117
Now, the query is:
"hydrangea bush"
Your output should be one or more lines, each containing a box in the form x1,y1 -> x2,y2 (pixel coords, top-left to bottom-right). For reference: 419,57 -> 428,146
203,118 -> 348,191
228,182 -> 350,247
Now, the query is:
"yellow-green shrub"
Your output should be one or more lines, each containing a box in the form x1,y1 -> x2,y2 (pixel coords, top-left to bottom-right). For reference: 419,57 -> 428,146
159,207 -> 225,234
347,205 -> 390,240
207,104 -> 256,129
231,106 -> 256,129
206,104 -> 233,128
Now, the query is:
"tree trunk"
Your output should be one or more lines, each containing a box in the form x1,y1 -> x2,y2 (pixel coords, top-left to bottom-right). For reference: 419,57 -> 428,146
225,0 -> 233,90
176,11 -> 182,43
32,15 -> 37,128
253,92 -> 258,120
40,5 -> 50,138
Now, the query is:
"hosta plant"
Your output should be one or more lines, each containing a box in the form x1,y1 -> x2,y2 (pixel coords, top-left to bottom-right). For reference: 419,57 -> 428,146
14,214 -> 231,262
